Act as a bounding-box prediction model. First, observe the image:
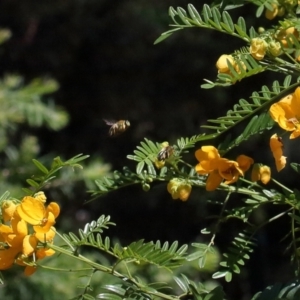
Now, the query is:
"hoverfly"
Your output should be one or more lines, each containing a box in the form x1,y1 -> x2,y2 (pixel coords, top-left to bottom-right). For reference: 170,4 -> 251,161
157,143 -> 174,161
104,119 -> 130,137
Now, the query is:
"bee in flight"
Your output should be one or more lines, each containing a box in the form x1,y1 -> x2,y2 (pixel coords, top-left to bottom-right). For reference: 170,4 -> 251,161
157,142 -> 174,161
104,119 -> 130,137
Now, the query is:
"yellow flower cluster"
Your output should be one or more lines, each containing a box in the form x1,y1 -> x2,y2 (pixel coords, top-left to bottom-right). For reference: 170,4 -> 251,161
0,192 -> 60,276
194,146 -> 254,191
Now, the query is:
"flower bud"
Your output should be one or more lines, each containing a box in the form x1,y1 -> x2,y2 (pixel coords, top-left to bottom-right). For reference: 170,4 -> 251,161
268,41 -> 282,57
250,38 -> 268,60
142,183 -> 151,192
251,164 -> 271,184
1,200 -> 17,222
265,4 -> 278,20
167,179 -> 192,201
216,54 -> 234,73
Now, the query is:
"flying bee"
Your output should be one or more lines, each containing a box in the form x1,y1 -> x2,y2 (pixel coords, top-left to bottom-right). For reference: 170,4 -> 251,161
157,144 -> 174,161
104,119 -> 130,137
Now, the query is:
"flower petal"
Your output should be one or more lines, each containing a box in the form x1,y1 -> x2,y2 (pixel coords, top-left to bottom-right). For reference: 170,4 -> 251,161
17,197 -> 46,225
206,170 -> 223,191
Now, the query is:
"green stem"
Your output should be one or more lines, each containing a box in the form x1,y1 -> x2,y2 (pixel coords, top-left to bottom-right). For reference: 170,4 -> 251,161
271,178 -> 293,193
291,209 -> 300,276
48,244 -> 182,300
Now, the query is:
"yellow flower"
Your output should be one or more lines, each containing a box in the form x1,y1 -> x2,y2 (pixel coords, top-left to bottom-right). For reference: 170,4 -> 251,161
195,146 -> 253,191
269,87 -> 300,139
17,196 -> 60,233
251,164 -> 271,184
17,196 -> 47,226
265,3 -> 278,20
0,193 -> 59,275
195,146 -> 221,174
167,179 -> 192,201
250,38 -> 268,60
270,134 -> 286,171
217,158 -> 243,184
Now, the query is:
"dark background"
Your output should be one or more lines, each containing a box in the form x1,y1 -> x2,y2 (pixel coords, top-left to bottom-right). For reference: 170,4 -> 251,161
0,0 -> 296,299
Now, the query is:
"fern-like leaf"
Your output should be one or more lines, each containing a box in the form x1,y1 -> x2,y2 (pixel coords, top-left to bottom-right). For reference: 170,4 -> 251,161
155,4 -> 254,44
127,138 -> 161,174
119,239 -> 188,270
213,230 -> 256,282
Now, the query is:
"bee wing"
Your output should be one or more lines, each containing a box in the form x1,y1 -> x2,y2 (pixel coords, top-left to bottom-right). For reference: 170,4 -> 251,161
103,119 -> 115,126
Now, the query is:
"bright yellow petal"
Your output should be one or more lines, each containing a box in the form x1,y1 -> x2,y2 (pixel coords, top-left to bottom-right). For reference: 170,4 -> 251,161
33,212 -> 56,234
34,227 -> 56,243
24,265 -> 37,276
270,134 -> 283,159
277,116 -> 295,131
17,197 -> 46,225
36,247 -> 55,259
0,247 -> 19,270
1,201 -> 17,223
206,170 -> 223,191
195,161 -> 212,174
22,235 -> 38,256
270,95 -> 296,131
236,155 -> 254,173
47,202 -> 60,219
275,156 -> 287,172
195,146 -> 220,162
260,166 -> 271,184
11,215 -> 28,236
291,87 -> 300,116
290,125 -> 300,139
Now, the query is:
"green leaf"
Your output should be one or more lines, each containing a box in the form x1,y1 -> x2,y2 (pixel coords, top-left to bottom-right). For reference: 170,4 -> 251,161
204,286 -> 225,300
82,294 -> 96,300
101,285 -> 126,296
0,191 -> 10,201
291,163 -> 300,174
222,11 -> 234,32
198,256 -> 207,268
96,294 -> 122,300
212,270 -> 228,279
136,161 -> 145,174
174,276 -> 188,293
32,159 -> 49,174
26,179 -> 40,187
154,33 -> 173,45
